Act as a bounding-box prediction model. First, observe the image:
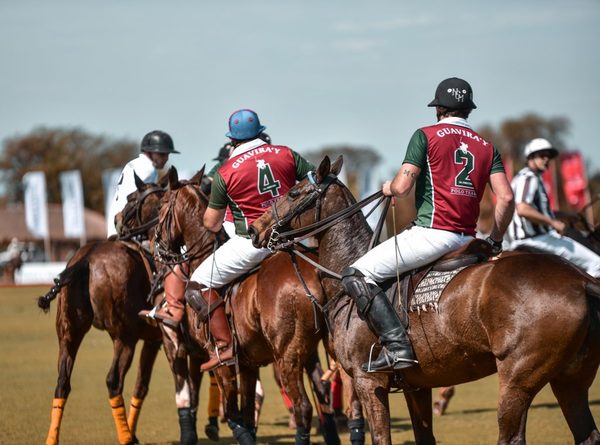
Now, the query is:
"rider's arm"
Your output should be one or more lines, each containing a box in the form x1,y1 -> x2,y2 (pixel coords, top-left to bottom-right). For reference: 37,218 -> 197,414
386,163 -> 421,197
205,171 -> 228,232
516,202 -> 566,234
489,172 -> 514,242
204,207 -> 227,232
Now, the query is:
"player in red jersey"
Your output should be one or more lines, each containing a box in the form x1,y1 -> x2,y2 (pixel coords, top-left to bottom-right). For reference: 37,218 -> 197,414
341,78 -> 514,373
147,109 -> 314,371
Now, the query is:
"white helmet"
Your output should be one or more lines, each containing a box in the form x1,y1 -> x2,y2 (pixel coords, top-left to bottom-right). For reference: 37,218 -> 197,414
524,138 -> 558,159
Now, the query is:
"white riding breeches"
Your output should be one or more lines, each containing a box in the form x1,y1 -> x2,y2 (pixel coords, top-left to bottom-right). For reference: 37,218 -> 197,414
510,231 -> 600,278
190,234 -> 272,289
351,225 -> 473,285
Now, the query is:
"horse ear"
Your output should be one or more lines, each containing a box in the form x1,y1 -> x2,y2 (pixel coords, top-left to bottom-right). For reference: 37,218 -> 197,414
167,166 -> 179,190
316,156 -> 331,183
159,167 -> 176,188
330,155 -> 343,177
133,172 -> 145,191
189,166 -> 206,184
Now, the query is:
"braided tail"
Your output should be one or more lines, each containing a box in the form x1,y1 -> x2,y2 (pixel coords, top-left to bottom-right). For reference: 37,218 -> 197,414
37,259 -> 89,313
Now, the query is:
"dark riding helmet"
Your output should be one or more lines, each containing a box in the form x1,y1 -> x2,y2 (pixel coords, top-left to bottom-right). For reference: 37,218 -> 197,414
213,142 -> 233,161
141,130 -> 180,154
428,77 -> 477,110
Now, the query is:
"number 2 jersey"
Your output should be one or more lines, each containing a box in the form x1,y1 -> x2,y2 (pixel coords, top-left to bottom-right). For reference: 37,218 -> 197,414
209,138 -> 314,237
403,117 -> 505,236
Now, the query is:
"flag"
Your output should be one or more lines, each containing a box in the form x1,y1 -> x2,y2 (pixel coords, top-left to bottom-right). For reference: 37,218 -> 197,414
59,170 -> 86,238
23,171 -> 49,238
560,151 -> 589,211
102,168 -> 122,233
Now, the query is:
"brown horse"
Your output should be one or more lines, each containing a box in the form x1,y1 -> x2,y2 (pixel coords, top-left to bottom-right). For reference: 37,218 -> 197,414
37,175 -> 201,445
117,171 -> 213,445
153,169 -> 342,445
37,240 -> 162,445
249,155 -> 600,445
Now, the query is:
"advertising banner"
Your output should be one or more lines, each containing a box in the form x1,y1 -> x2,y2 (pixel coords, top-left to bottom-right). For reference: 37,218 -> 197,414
23,171 -> 49,239
59,170 -> 86,239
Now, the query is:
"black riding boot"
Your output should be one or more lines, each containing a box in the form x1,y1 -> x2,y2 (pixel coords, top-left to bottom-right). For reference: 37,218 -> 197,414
342,267 -> 418,373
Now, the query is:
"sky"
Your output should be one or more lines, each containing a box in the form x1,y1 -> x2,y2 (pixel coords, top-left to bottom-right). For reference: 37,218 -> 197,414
1,0 -> 599,181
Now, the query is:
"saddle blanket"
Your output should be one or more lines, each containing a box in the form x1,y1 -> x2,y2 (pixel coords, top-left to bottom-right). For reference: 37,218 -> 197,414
409,267 -> 466,313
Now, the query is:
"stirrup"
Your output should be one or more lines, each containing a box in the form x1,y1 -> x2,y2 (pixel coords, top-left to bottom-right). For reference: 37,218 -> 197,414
214,346 -> 236,368
362,343 -> 418,373
363,343 -> 393,373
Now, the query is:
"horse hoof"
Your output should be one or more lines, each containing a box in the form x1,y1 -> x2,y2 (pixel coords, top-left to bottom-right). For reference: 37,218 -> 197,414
433,399 -> 448,416
205,423 -> 220,442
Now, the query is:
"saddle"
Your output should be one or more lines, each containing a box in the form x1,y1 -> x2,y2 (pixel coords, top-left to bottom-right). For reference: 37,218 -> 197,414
385,239 -> 493,325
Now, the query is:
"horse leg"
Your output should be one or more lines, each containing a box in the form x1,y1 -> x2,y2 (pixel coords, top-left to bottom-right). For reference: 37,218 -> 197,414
278,357 -> 314,445
550,376 -> 600,444
239,366 -> 258,439
305,353 -> 341,445
127,339 -> 162,440
404,388 -> 436,445
433,386 -> 455,416
341,370 -> 366,445
45,319 -> 90,445
216,364 -> 255,445
160,328 -> 198,445
106,338 -> 137,445
204,370 -> 221,441
353,372 -> 392,445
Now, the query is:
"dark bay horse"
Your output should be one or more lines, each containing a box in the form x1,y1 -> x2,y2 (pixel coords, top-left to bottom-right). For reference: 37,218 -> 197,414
249,155 -> 600,445
153,170 -> 341,445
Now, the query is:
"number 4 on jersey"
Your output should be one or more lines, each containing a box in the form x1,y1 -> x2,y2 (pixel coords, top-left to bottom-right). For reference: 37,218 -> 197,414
257,161 -> 281,197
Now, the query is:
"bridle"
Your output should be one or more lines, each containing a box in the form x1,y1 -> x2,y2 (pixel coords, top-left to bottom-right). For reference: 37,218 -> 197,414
154,182 -> 224,268
266,172 -> 386,256
117,184 -> 165,240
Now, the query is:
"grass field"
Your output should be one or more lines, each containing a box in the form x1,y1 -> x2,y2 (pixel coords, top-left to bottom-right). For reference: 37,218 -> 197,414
2,285 -> 600,445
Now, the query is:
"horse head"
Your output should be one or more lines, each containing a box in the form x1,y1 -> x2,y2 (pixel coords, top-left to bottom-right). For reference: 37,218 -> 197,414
115,169 -> 172,240
154,166 -> 220,267
249,155 -> 344,249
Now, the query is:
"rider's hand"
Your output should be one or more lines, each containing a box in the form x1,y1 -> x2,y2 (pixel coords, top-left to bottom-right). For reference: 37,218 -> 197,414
551,219 -> 567,235
382,180 -> 394,197
485,236 -> 503,256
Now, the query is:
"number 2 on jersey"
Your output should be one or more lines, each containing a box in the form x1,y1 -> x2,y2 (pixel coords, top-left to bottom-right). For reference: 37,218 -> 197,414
454,149 -> 475,189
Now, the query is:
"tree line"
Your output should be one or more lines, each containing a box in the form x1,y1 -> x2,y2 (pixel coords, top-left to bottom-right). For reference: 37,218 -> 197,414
0,115 -> 598,217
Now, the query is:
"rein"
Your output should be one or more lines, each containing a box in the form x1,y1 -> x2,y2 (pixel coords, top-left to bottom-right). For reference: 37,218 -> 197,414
117,185 -> 164,240
154,183 -> 222,268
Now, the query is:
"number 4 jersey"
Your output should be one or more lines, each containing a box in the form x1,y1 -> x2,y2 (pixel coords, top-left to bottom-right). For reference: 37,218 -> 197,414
210,138 -> 314,237
403,117 -> 505,236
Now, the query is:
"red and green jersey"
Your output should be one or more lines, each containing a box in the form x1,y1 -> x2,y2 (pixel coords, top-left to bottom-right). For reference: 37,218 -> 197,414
403,117 -> 505,236
210,139 -> 314,237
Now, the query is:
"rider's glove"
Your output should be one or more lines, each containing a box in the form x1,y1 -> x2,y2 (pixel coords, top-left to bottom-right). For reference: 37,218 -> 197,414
485,236 -> 503,256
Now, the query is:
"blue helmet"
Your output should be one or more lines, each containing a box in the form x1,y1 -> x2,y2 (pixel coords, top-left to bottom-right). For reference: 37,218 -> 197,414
226,109 -> 266,140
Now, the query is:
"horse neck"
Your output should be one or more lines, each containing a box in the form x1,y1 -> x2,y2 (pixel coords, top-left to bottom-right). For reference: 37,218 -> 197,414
177,190 -> 217,270
317,185 -> 373,296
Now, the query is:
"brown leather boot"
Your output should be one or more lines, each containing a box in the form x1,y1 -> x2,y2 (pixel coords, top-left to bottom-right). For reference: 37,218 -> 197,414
200,289 -> 234,372
139,270 -> 185,329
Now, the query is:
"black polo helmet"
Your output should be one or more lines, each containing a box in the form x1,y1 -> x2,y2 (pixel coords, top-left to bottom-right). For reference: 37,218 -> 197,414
140,130 -> 180,154
428,77 -> 477,110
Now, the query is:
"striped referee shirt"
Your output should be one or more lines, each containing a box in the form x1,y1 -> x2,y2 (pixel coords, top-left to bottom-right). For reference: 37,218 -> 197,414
509,166 -> 554,240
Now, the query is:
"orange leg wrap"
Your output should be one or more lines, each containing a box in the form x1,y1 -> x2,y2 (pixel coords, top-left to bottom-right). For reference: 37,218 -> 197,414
109,395 -> 134,445
207,374 -> 220,418
127,396 -> 144,437
45,398 -> 66,445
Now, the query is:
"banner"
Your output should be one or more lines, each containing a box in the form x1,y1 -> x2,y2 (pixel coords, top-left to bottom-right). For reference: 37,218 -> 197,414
542,163 -> 558,211
560,151 -> 589,211
59,170 -> 86,238
23,171 -> 49,239
102,168 -> 122,233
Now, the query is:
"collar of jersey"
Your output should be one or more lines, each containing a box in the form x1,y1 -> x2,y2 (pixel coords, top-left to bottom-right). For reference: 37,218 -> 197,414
229,138 -> 266,159
436,117 -> 472,130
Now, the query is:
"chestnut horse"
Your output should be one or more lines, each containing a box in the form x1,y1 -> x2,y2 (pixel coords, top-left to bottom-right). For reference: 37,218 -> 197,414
153,169 -> 342,445
37,240 -> 162,445
249,156 -> 600,445
37,176 -> 200,445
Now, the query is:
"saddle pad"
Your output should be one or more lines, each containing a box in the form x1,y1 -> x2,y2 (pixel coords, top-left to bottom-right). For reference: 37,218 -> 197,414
409,267 -> 466,312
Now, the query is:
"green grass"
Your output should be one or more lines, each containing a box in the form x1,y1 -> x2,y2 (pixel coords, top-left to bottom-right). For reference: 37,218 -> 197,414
1,286 -> 599,444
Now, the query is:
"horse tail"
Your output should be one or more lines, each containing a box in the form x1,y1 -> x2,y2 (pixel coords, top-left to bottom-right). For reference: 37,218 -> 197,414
37,249 -> 95,313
